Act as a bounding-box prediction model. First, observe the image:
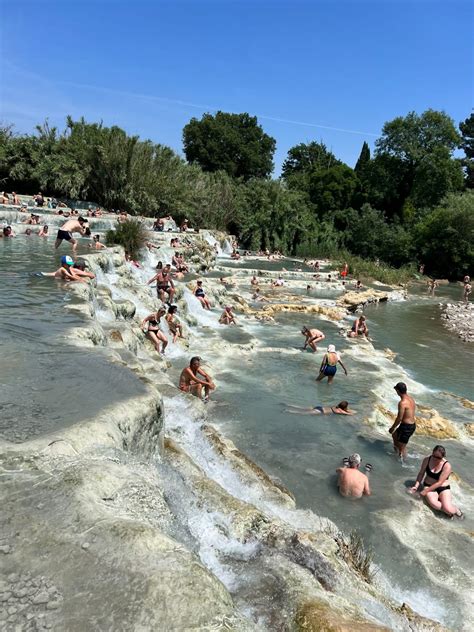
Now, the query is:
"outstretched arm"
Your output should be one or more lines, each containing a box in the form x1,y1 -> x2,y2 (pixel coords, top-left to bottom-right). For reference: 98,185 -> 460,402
338,359 -> 348,375
410,457 -> 428,492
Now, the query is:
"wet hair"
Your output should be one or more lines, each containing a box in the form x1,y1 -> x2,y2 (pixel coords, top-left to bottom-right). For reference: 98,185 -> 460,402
432,445 -> 446,457
78,216 -> 86,223
197,280 -> 203,284
359,315 -> 366,321
394,382 -> 407,394
74,261 -> 86,271
94,234 -> 100,240
190,356 -> 201,366
337,401 -> 349,410
3,226 -> 11,235
168,305 -> 178,314
84,227 -> 91,236
156,261 -> 163,269
44,225 -> 48,229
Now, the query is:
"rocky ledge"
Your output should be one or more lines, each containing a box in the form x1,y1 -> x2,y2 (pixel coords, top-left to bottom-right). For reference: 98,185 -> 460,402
440,302 -> 474,342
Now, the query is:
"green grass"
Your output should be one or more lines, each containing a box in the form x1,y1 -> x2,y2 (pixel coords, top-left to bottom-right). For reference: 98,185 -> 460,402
334,252 -> 416,285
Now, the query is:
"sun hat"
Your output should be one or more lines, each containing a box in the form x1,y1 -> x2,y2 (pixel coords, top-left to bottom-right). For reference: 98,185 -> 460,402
327,344 -> 336,353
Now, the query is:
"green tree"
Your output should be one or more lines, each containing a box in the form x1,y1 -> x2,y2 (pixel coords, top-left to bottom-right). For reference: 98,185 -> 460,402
415,191 -> 474,278
182,111 -> 276,180
374,109 -> 463,214
281,141 -> 340,182
459,113 -> 474,188
354,141 -> 371,178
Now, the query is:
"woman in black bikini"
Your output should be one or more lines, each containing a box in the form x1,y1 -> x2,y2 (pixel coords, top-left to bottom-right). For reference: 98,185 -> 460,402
410,445 -> 463,518
285,401 -> 355,415
141,307 -> 168,354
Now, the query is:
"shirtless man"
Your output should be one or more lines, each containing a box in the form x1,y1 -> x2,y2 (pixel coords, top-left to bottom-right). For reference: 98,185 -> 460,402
55,217 -> 89,251
336,454 -> 371,498
179,357 -> 215,401
389,382 -> 416,460
301,326 -> 325,352
250,275 -> 259,286
147,264 -> 176,303
72,260 -> 96,279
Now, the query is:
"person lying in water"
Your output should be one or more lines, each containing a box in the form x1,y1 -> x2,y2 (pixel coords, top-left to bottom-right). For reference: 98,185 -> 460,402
252,288 -> 269,302
301,326 -> 325,352
336,453 -> 371,498
409,445 -> 463,518
285,401 -> 355,415
41,255 -> 85,281
179,356 -> 215,402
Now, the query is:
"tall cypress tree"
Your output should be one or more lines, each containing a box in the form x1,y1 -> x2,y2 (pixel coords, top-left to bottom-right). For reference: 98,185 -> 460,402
354,141 -> 371,176
459,113 -> 474,188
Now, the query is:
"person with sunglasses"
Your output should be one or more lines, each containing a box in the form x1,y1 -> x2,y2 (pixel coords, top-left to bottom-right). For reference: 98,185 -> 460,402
409,445 -> 463,518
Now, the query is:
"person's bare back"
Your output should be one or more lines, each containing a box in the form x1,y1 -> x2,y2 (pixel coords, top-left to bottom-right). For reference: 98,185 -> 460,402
336,468 -> 370,498
399,393 -> 416,423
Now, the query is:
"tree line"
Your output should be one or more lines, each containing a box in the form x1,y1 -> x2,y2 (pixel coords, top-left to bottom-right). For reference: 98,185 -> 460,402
0,110 -> 473,278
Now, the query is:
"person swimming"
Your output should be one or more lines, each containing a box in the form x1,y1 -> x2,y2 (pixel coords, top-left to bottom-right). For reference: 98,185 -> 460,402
285,401 -> 356,415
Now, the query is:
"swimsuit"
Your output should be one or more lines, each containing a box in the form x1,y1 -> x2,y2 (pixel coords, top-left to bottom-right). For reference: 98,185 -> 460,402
425,459 -> 450,494
57,229 -> 72,241
313,406 -> 324,413
395,422 -> 416,444
147,318 -> 160,332
322,353 -> 338,377
195,288 -> 205,297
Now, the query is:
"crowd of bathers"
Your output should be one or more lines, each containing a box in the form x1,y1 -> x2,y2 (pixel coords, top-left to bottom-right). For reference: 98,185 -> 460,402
1,193 -> 466,519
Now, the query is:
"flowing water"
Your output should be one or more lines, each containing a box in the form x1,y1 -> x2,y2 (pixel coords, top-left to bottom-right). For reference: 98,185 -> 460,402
1,219 -> 473,630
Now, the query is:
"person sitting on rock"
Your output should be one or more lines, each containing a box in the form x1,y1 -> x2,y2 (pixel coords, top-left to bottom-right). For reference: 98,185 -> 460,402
409,445 -> 463,518
336,454 -> 371,498
141,307 -> 168,354
349,314 -> 369,338
252,288 -> 269,302
148,264 -> 176,303
219,305 -> 236,325
165,305 -> 184,343
179,356 -> 215,402
301,326 -> 325,352
194,280 -> 211,310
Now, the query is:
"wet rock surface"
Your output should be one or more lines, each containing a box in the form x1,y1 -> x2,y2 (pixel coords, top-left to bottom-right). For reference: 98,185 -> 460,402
440,302 -> 474,342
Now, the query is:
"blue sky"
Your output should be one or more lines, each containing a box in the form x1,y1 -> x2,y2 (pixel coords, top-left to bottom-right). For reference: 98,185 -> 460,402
1,1 -> 472,174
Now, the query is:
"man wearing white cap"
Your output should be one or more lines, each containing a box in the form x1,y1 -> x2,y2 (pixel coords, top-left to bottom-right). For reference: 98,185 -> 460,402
336,454 -> 371,498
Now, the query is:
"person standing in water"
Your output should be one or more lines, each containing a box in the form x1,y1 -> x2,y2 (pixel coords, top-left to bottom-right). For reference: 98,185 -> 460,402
179,356 -> 215,402
285,401 -> 355,415
316,344 -> 348,384
55,217 -> 89,251
463,277 -> 472,303
336,454 -> 371,498
389,382 -> 416,461
409,445 -> 463,518
301,326 -> 325,352
141,307 -> 168,354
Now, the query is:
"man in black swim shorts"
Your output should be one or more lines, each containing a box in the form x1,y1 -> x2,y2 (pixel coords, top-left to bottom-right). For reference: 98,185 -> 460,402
55,217 -> 89,252
389,382 -> 416,461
